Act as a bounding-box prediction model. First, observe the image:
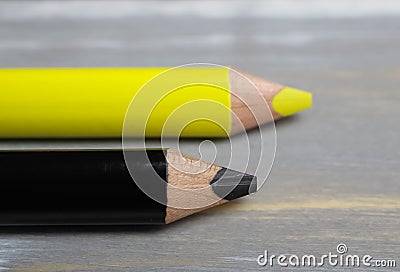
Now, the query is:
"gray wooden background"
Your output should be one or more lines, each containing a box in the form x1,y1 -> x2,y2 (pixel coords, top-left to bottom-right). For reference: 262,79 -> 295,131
0,1 -> 399,271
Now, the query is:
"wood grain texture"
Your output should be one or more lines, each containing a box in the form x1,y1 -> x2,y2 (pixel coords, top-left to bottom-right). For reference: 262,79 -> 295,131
230,70 -> 282,134
165,149 -> 227,224
0,1 -> 399,271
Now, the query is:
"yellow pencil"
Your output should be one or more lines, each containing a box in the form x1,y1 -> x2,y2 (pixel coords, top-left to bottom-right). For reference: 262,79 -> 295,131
0,67 -> 312,138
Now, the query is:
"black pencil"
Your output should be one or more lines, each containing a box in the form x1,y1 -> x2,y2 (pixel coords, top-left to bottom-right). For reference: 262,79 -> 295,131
0,149 -> 257,225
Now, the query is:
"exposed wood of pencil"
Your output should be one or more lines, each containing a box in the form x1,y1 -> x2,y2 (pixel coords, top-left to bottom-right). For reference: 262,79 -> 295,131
165,150 -> 228,224
230,70 -> 283,134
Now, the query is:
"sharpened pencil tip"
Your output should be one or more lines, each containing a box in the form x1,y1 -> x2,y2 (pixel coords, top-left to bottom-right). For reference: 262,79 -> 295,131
210,168 -> 257,201
248,175 -> 258,195
272,86 -> 312,116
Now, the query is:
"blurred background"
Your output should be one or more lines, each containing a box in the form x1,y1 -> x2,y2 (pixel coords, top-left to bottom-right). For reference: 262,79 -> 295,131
1,0 -> 399,76
0,1 -> 399,271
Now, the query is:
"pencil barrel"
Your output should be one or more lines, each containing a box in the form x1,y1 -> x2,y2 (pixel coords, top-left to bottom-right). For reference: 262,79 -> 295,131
0,150 -> 167,225
0,68 -> 231,138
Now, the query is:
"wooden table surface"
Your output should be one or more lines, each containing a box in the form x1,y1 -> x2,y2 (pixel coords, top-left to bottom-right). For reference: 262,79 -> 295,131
0,1 -> 399,271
